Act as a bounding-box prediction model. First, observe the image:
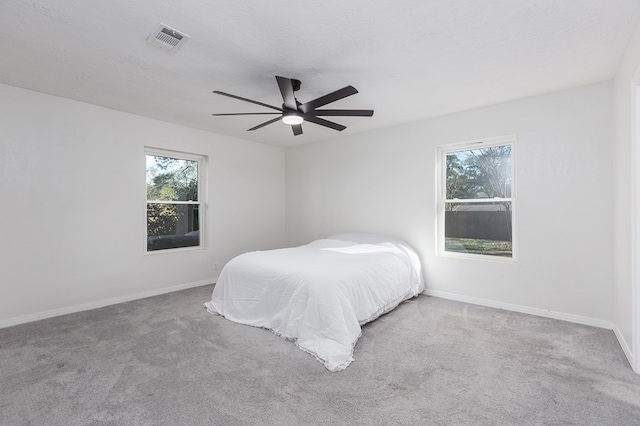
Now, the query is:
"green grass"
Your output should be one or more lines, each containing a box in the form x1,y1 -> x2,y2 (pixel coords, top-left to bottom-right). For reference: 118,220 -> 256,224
445,237 -> 512,257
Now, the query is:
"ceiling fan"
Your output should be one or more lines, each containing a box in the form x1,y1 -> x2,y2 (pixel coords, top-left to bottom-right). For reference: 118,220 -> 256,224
212,76 -> 374,136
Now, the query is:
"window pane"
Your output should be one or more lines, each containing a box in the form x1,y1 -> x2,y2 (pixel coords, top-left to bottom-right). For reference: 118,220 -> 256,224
446,145 -> 511,199
146,155 -> 198,202
147,203 -> 200,251
445,201 -> 512,257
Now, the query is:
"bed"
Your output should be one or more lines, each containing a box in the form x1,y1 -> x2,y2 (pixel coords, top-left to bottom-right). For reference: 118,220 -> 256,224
204,232 -> 425,371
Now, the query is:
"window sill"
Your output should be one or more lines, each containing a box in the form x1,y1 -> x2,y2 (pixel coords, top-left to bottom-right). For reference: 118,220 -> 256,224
144,245 -> 206,256
437,250 -> 518,263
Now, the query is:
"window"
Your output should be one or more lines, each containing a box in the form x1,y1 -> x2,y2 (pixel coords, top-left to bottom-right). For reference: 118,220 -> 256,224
145,148 -> 206,252
437,136 -> 516,260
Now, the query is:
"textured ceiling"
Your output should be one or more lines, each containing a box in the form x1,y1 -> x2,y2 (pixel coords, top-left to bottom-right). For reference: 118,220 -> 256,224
1,0 -> 639,147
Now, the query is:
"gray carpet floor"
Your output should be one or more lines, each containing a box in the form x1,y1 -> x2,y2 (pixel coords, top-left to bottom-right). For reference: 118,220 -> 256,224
1,284 -> 639,426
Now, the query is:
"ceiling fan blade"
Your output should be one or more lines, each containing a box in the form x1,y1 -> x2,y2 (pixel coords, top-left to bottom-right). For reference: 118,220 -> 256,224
310,109 -> 374,117
247,116 -> 282,131
212,112 -> 281,116
299,86 -> 358,113
275,76 -> 298,111
292,124 -> 303,136
302,114 -> 346,131
213,91 -> 282,112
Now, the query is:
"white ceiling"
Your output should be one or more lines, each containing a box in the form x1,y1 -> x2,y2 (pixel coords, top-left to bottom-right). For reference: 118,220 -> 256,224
1,1 -> 639,148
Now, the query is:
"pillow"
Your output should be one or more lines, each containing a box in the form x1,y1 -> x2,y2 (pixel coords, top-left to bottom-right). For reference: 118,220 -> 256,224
328,232 -> 424,290
328,232 -> 408,247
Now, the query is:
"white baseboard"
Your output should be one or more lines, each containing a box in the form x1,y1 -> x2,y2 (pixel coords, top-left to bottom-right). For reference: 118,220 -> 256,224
613,325 -> 634,368
0,277 -> 218,330
422,289 -> 615,330
424,289 -> 640,370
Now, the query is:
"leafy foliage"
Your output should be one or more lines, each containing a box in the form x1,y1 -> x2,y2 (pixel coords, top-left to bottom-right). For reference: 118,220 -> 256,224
146,155 -> 199,237
147,156 -> 198,202
446,154 -> 468,200
446,145 -> 511,200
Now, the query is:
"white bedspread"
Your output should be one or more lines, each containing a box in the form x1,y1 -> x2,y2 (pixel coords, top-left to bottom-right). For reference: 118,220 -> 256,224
204,236 -> 425,371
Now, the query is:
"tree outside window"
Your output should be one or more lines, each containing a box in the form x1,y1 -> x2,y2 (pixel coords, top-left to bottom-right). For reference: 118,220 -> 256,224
438,138 -> 515,259
145,150 -> 205,252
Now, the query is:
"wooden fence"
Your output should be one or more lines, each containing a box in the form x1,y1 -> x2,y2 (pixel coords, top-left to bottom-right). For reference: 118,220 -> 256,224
445,210 -> 512,241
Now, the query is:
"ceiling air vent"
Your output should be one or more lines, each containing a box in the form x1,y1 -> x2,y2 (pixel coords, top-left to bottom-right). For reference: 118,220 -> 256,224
147,24 -> 189,50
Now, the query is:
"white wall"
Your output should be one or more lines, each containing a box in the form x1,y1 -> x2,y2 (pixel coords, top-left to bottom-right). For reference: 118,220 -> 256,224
0,83 -> 285,326
613,19 -> 640,370
287,82 -> 614,325
0,77 -> 620,339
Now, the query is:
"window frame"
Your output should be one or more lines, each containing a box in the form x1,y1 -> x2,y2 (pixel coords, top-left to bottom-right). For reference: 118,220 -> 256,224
436,135 -> 517,262
144,147 -> 207,254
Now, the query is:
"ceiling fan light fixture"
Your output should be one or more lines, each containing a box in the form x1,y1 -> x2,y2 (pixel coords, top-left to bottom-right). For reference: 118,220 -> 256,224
282,111 -> 304,125
212,76 -> 374,136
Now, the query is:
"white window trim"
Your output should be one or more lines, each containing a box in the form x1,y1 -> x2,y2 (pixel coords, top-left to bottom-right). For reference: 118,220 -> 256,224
144,147 -> 207,255
436,135 -> 517,262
